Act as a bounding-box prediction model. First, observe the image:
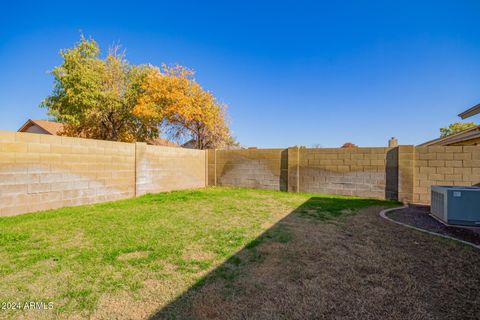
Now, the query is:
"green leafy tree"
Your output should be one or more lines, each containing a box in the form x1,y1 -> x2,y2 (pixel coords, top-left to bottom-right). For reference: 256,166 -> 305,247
439,122 -> 477,138
41,36 -> 157,142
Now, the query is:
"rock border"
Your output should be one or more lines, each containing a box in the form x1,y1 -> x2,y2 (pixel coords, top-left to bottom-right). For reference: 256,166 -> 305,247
379,206 -> 480,251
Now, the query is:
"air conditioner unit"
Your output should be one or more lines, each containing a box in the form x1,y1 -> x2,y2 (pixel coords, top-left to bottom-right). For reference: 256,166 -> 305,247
431,186 -> 480,226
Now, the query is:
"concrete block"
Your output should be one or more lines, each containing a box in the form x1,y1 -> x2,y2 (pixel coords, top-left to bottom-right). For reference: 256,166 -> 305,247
0,131 -> 16,142
444,146 -> 463,153
436,153 -> 453,160
1,142 -> 28,153
445,160 -> 463,168
0,152 -> 15,163
428,160 -> 445,167
454,153 -> 471,160
463,160 -> 480,167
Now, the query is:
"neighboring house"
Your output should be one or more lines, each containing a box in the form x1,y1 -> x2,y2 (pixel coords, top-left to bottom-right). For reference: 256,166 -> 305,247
458,104 -> 480,119
418,125 -> 480,147
341,142 -> 358,148
419,103 -> 480,146
181,139 -> 243,150
18,119 -> 64,135
147,137 -> 179,147
181,139 -> 197,149
18,118 -> 179,146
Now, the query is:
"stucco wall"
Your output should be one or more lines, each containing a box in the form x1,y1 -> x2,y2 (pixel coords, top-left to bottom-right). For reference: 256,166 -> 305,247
23,124 -> 49,134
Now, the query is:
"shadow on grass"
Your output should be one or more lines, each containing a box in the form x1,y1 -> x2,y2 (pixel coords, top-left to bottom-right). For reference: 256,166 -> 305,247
148,196 -> 396,319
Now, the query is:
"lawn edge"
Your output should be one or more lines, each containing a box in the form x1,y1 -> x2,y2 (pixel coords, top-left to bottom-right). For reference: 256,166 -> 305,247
379,206 -> 480,250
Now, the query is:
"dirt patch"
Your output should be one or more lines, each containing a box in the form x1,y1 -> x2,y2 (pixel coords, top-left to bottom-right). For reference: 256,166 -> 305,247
117,251 -> 150,261
152,206 -> 480,320
182,244 -> 215,261
92,268 -> 201,320
388,205 -> 480,246
161,262 -> 177,273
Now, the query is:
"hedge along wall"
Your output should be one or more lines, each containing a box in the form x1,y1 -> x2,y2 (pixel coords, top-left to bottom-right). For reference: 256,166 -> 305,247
0,131 -> 207,217
135,143 -> 206,196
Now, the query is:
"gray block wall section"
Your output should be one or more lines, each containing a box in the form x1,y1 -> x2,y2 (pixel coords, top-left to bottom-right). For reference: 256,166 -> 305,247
208,145 -> 480,204
208,147 -> 400,200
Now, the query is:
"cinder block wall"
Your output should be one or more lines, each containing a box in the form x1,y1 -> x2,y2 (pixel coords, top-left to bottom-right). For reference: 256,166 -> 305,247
208,145 -> 480,204
296,147 -> 398,199
0,131 -> 135,216
213,149 -> 288,190
207,149 -> 216,186
414,146 -> 480,203
0,131 -> 208,217
135,143 -> 206,196
209,147 -> 398,199
2,129 -> 479,217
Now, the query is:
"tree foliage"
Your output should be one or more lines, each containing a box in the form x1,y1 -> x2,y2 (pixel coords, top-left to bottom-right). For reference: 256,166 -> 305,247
439,122 -> 477,137
41,36 -> 157,142
42,36 -> 233,148
135,65 -> 231,149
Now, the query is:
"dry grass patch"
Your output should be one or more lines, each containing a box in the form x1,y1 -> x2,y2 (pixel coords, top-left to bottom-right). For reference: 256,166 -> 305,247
117,251 -> 150,261
182,244 -> 215,261
0,188 -> 399,319
153,205 -> 480,320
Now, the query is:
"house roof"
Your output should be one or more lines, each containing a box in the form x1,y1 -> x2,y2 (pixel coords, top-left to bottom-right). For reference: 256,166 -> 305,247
458,104 -> 480,119
18,119 -> 64,135
417,125 -> 480,147
181,139 -> 196,148
147,137 -> 180,147
341,142 -> 358,148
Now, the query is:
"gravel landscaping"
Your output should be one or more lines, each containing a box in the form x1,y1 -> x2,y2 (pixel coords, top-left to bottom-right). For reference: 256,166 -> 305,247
387,205 -> 480,246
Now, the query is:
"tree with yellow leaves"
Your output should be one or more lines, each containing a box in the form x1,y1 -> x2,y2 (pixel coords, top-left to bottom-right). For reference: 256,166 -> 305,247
42,36 -> 234,148
135,65 -> 232,149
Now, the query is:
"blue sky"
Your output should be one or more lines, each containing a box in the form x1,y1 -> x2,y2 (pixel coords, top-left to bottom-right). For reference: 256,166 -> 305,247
1,1 -> 480,147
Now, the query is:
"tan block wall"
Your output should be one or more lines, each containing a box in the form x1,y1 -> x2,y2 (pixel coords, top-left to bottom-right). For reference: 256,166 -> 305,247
298,147 -> 397,199
208,145 -> 479,204
207,149 -> 216,186
3,130 -> 478,216
209,147 -> 398,199
135,143 -> 206,196
413,146 -> 480,204
398,145 -> 415,203
287,147 -> 300,192
213,149 -> 288,190
0,131 -> 135,216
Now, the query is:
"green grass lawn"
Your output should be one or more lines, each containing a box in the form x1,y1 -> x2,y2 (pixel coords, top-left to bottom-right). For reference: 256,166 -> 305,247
0,187 -> 397,319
